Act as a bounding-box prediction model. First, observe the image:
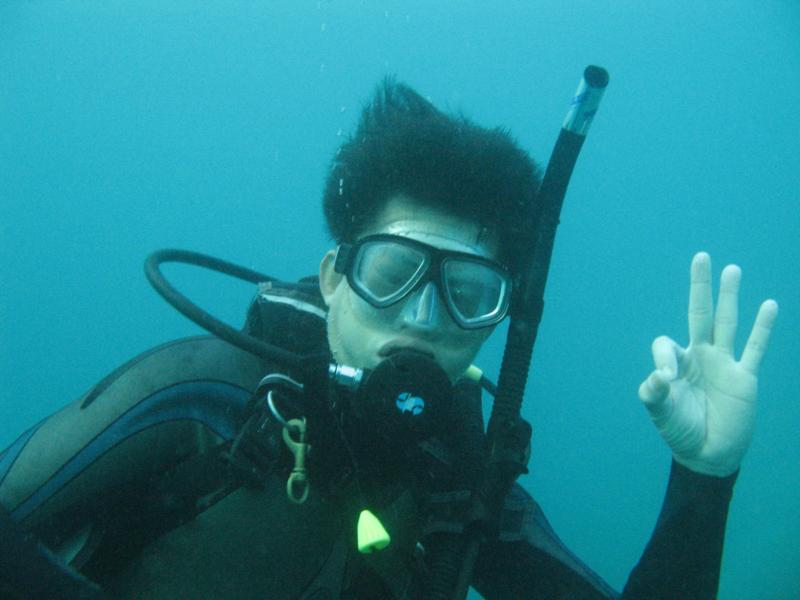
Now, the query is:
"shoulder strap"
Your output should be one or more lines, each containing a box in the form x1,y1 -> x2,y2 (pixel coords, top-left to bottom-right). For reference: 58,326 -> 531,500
0,505 -> 105,599
243,277 -> 328,357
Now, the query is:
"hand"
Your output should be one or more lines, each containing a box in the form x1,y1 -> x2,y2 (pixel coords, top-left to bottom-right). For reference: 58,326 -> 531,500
638,252 -> 778,477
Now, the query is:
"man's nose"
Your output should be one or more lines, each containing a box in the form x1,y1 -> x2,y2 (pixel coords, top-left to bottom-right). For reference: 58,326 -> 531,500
401,281 -> 441,329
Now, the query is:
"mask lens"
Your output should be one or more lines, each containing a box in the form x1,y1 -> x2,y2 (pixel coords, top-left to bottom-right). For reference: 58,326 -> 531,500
354,240 -> 427,305
443,259 -> 509,326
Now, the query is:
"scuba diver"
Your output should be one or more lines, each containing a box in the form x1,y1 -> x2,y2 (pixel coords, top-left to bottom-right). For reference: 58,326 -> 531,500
0,76 -> 778,599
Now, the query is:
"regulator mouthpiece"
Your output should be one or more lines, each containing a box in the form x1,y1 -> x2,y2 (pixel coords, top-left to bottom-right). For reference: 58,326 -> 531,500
332,351 -> 453,442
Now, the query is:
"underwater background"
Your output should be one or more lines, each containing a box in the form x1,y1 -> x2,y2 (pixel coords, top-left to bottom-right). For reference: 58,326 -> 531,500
1,2 -> 798,598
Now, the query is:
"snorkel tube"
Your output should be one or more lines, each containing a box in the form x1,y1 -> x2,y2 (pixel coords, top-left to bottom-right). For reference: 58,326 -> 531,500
493,65 -> 609,432
445,66 -> 610,600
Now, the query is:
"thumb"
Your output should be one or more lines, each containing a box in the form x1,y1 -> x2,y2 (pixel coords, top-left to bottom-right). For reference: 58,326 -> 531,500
638,368 -> 672,419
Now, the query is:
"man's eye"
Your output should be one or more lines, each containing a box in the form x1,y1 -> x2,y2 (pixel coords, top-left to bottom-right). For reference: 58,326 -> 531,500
449,280 -> 480,304
360,262 -> 417,298
358,243 -> 424,297
372,267 -> 410,290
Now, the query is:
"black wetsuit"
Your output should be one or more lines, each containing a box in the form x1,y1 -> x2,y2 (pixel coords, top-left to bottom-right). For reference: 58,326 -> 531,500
0,279 -> 737,599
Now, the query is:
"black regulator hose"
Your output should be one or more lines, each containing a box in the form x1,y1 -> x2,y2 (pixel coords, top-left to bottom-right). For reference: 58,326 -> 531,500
144,248 -> 304,369
443,66 -> 610,600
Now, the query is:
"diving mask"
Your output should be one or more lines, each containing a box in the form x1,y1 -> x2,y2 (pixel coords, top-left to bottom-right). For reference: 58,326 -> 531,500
333,234 -> 512,330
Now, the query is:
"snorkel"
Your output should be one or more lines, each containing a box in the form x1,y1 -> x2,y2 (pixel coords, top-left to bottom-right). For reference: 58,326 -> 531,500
491,65 -> 610,487
494,65 -> 609,435
438,66 -> 610,600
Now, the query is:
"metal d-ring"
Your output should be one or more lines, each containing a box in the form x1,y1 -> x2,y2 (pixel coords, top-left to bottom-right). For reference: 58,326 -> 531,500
254,373 -> 304,431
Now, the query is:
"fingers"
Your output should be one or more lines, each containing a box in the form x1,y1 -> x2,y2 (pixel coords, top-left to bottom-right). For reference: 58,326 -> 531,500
651,335 -> 679,378
688,252 -> 713,345
713,264 -> 741,354
639,336 -> 679,411
740,299 -> 779,374
638,369 -> 671,415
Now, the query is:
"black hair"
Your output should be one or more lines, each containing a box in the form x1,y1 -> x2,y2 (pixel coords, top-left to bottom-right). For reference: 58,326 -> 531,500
322,78 -> 542,273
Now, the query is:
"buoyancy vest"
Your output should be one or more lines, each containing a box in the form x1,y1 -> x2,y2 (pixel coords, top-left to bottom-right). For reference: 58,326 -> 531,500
1,278 -> 617,599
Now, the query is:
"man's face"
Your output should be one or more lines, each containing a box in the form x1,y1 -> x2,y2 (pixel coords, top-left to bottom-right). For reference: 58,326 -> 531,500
319,195 -> 499,382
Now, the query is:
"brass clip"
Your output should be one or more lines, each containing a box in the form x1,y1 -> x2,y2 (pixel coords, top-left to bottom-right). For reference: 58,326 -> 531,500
282,418 -> 310,504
